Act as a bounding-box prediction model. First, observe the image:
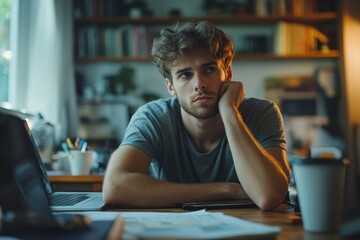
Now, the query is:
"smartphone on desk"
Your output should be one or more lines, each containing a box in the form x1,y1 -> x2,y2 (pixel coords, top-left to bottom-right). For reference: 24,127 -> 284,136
182,199 -> 257,211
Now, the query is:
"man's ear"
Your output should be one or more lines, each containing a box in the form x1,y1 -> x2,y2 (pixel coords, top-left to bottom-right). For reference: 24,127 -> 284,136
166,79 -> 176,96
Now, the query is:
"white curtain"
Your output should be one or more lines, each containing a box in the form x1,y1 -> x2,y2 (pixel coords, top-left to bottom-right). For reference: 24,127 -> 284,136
9,0 -> 78,142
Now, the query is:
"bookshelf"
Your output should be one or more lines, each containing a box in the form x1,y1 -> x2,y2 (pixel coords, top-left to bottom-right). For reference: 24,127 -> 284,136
73,0 -> 339,63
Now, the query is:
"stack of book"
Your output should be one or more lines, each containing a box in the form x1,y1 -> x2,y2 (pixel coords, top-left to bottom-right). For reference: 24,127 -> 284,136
273,21 -> 329,55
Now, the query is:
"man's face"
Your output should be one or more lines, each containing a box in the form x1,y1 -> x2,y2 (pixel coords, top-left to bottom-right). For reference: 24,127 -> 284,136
166,48 -> 229,119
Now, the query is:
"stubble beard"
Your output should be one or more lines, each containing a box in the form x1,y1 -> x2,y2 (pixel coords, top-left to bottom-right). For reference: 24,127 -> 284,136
178,98 -> 219,120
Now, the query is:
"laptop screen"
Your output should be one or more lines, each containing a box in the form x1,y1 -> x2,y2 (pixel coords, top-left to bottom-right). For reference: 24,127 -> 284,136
0,107 -> 53,219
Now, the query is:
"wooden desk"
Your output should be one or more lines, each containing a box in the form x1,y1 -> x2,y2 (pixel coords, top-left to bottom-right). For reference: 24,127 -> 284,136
45,176 -> 350,239
114,204 -> 348,240
218,205 -> 345,240
48,175 -> 104,192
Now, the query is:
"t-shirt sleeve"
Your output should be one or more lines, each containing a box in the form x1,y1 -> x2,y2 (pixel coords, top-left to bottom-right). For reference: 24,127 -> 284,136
241,98 -> 287,150
120,105 -> 162,159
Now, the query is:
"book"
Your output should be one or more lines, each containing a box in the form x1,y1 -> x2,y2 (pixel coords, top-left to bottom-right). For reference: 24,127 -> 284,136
273,22 -> 330,55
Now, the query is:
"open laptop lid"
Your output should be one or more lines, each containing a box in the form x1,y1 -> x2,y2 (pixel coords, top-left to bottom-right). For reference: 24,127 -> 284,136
0,107 -> 53,220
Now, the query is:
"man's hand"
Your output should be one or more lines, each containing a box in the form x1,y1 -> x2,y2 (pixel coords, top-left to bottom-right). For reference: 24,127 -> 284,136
218,81 -> 245,115
218,81 -> 290,210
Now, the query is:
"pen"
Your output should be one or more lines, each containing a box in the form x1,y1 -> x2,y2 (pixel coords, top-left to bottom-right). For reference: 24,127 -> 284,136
66,138 -> 76,150
81,141 -> 87,152
78,139 -> 85,150
61,142 -> 70,154
74,137 -> 80,150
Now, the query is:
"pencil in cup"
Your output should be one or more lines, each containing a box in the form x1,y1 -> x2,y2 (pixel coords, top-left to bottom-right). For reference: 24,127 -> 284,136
64,138 -> 88,152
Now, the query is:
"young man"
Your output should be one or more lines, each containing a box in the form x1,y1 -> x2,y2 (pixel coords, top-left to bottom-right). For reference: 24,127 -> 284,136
103,21 -> 290,210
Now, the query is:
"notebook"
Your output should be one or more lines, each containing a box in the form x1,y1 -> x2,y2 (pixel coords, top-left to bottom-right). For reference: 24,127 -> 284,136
182,199 -> 257,211
0,107 -> 107,212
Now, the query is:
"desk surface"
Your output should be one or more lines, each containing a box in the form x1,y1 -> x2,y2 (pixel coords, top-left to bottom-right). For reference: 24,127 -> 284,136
113,204 -> 347,240
46,176 -> 349,239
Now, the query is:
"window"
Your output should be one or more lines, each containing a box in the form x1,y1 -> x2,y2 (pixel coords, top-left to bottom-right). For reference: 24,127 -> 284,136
0,0 -> 11,103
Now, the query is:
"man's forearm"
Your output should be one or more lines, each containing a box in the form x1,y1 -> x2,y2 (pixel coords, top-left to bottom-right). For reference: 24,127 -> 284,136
221,107 -> 290,210
103,172 -> 247,208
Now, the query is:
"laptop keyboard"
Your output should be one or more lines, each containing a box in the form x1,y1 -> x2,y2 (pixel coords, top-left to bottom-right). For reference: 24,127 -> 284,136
50,194 -> 90,206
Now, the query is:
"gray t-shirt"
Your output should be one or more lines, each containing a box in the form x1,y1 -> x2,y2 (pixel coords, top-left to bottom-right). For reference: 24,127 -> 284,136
121,97 -> 286,183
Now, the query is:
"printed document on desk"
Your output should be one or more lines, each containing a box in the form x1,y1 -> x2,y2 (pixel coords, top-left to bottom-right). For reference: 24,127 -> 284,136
120,210 -> 279,239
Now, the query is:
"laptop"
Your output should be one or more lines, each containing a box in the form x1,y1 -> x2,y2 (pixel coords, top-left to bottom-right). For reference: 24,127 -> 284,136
0,107 -> 107,212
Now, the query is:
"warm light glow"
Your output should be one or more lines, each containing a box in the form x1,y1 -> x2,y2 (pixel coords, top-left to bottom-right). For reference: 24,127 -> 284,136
1,50 -> 11,60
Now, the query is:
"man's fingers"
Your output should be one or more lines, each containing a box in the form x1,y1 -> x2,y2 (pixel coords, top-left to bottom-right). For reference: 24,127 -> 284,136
220,82 -> 230,96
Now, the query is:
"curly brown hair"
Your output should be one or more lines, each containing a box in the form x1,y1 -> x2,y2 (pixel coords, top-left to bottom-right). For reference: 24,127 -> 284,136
151,21 -> 235,83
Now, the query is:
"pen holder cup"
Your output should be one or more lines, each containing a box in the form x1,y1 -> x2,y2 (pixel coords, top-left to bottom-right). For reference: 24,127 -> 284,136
68,150 -> 96,176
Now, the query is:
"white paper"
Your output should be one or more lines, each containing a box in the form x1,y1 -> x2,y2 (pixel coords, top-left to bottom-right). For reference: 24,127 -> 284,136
60,210 -> 280,239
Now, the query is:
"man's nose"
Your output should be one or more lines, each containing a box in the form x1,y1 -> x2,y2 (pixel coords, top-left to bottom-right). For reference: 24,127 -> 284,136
194,75 -> 207,91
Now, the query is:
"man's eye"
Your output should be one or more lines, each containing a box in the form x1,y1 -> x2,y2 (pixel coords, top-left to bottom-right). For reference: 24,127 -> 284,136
205,66 -> 216,73
179,72 -> 193,80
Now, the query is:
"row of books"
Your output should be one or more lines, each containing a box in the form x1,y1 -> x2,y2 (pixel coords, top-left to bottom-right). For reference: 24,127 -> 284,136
73,0 -> 127,18
253,0 -> 337,16
75,25 -> 157,58
74,23 -> 334,58
236,22 -> 333,55
273,22 -> 331,55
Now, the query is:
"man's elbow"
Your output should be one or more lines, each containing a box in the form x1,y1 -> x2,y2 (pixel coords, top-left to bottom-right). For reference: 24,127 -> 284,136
257,193 -> 285,210
257,184 -> 288,210
102,173 -> 129,206
102,174 -> 143,207
258,170 -> 291,210
102,181 -> 118,206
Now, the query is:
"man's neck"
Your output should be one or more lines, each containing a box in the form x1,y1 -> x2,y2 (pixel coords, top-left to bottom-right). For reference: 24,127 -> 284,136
181,109 -> 225,153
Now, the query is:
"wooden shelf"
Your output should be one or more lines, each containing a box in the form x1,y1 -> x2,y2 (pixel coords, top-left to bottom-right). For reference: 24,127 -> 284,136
74,51 -> 339,63
74,13 -> 338,26
234,51 -> 339,60
75,56 -> 152,63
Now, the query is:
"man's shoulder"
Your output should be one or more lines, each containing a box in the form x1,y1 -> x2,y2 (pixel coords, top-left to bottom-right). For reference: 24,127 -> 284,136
240,97 -> 280,119
241,97 -> 275,109
140,97 -> 178,111
136,97 -> 179,119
